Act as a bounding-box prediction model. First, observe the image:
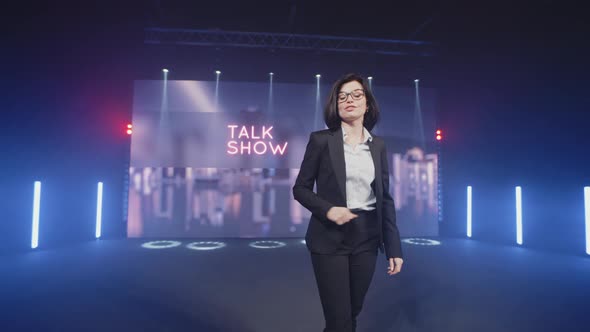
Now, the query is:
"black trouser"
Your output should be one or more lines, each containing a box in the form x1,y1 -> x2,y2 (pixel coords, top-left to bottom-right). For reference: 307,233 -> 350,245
310,209 -> 379,332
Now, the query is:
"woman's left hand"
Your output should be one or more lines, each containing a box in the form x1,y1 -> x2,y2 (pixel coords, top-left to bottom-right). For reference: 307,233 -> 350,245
387,257 -> 403,276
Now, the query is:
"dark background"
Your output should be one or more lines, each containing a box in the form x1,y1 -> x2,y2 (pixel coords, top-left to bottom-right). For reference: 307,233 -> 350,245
2,0 -> 588,254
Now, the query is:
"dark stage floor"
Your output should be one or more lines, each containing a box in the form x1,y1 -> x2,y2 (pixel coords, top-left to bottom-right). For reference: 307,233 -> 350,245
2,237 -> 589,332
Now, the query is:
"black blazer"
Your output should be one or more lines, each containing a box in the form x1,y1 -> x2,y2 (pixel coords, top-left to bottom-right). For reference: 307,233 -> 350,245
293,127 -> 403,259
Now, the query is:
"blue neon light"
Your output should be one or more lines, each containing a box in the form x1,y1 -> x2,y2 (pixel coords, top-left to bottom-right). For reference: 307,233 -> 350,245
467,186 -> 472,238
31,181 -> 41,249
95,182 -> 103,239
516,186 -> 523,245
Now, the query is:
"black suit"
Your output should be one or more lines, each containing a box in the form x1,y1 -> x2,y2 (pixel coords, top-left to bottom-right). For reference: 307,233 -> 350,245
293,127 -> 402,260
293,127 -> 402,332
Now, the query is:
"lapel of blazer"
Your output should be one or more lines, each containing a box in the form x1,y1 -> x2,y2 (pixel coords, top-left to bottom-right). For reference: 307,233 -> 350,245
328,127 -> 347,202
368,134 -> 382,200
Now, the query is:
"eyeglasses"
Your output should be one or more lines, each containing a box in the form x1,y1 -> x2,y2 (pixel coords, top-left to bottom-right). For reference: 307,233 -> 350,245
337,89 -> 365,103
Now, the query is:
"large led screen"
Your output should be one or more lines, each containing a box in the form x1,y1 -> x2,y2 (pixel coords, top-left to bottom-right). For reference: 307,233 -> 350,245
128,80 -> 439,238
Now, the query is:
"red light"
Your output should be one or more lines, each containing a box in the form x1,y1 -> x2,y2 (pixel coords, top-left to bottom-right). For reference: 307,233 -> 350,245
126,129 -> 132,135
436,135 -> 442,141
127,124 -> 132,129
436,129 -> 441,135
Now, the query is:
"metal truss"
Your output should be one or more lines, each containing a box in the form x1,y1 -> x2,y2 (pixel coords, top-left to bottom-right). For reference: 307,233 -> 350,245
145,28 -> 434,56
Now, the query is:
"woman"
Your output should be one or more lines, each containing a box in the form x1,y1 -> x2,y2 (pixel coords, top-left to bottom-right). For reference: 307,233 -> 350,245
293,73 -> 403,332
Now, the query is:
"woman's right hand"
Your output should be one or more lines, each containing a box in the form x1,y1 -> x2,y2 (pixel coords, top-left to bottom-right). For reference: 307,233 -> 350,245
326,207 -> 358,225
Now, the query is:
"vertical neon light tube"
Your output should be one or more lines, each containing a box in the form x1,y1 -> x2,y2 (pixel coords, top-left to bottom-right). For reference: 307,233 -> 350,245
31,181 -> 41,249
584,186 -> 590,255
96,182 -> 103,239
467,186 -> 472,238
516,186 -> 523,245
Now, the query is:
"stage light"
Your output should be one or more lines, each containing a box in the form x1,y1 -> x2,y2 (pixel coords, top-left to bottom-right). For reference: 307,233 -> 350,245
214,71 -> 221,110
95,182 -> 103,239
436,129 -> 441,135
126,123 -> 132,135
367,76 -> 373,90
249,240 -> 286,249
436,135 -> 442,141
516,186 -> 523,245
315,74 -> 321,78
301,239 -> 306,245
186,241 -> 226,251
467,186 -> 472,238
414,79 -> 419,83
162,68 -> 169,73
584,186 -> 590,255
402,238 -> 441,246
141,240 -> 182,249
268,72 -> 274,113
31,181 -> 41,249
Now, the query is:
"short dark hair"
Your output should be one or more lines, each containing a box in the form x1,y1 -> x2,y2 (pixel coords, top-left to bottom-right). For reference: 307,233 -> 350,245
324,73 -> 380,131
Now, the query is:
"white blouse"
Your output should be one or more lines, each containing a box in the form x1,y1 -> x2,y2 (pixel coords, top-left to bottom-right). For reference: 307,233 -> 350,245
342,127 -> 377,211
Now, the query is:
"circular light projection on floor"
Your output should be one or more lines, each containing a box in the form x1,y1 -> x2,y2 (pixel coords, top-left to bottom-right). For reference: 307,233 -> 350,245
186,241 -> 226,251
141,240 -> 182,249
402,238 -> 441,246
249,240 -> 287,249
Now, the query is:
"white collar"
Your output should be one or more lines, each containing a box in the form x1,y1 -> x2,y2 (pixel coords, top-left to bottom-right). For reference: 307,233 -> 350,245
342,126 -> 373,143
